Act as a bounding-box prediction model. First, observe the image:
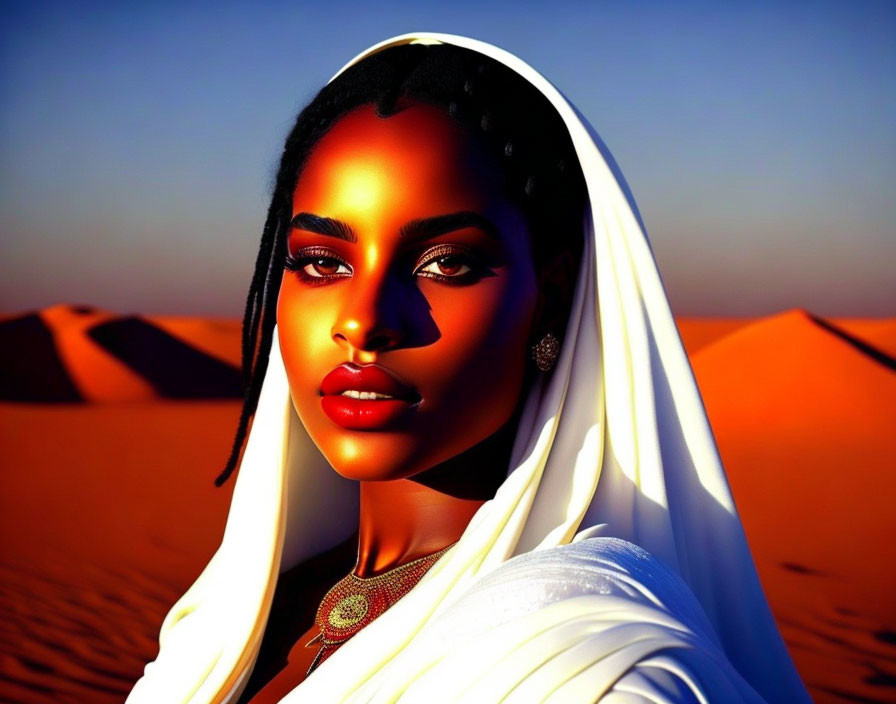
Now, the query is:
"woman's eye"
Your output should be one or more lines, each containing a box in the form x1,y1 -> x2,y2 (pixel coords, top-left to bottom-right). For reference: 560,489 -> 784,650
417,255 -> 472,278
414,246 -> 491,285
304,257 -> 351,278
284,251 -> 352,282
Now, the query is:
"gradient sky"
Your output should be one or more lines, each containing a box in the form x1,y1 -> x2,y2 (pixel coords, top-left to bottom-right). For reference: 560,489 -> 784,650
1,0 -> 893,316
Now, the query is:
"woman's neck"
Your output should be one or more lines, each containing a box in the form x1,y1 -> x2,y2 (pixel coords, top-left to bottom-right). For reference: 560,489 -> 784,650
354,408 -> 522,577
355,480 -> 482,576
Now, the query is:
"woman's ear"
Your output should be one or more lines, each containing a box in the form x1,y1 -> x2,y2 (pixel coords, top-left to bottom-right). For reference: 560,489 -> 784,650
533,247 -> 577,337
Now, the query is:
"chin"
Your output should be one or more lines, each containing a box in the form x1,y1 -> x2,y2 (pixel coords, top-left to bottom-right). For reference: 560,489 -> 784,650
317,431 -> 424,482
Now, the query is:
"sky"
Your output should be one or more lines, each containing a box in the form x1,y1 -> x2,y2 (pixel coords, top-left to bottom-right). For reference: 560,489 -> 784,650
1,0 -> 893,317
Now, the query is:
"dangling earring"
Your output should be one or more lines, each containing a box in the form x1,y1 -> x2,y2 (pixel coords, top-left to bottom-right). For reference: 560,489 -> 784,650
532,333 -> 560,372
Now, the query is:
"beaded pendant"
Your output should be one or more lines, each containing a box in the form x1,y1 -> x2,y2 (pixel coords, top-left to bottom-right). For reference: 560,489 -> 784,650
307,545 -> 452,674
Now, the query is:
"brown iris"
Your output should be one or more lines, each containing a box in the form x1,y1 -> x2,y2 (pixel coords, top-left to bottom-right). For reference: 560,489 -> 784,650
311,257 -> 343,276
433,255 -> 463,276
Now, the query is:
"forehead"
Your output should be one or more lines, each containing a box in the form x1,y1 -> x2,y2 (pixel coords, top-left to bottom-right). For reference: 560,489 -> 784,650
292,103 -> 505,219
309,102 -> 472,163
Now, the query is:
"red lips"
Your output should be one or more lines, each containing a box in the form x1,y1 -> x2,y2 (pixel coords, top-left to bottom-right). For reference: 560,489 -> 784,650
320,364 -> 421,430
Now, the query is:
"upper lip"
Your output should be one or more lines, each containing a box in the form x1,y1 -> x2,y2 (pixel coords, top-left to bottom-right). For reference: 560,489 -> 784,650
320,363 -> 420,400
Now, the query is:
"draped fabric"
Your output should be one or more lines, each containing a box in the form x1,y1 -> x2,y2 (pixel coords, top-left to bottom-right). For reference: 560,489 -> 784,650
330,538 -> 768,703
127,33 -> 810,704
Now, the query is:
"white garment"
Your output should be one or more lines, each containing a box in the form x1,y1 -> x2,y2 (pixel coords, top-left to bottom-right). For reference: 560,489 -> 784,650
339,538 -> 767,703
128,32 -> 810,704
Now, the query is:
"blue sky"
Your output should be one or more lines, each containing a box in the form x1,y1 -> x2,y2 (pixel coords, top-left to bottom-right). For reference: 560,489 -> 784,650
1,0 -> 893,315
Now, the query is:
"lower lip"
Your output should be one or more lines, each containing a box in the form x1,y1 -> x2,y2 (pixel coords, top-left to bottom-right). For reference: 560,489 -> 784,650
321,395 -> 418,430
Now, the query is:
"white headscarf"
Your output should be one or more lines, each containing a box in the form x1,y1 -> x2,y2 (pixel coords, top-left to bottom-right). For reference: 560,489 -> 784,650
128,33 -> 808,703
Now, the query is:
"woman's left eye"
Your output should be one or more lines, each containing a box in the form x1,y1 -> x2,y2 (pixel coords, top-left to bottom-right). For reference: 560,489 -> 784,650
417,254 -> 472,278
414,246 -> 488,284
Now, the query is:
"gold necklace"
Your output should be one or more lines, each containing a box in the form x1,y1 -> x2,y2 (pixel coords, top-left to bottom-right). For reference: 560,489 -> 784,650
306,544 -> 453,674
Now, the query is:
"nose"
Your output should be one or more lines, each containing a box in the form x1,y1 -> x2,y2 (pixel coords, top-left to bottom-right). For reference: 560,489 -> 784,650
331,275 -> 406,359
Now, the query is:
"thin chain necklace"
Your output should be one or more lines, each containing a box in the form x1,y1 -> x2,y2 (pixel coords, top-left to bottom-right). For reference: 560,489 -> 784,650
306,544 -> 453,674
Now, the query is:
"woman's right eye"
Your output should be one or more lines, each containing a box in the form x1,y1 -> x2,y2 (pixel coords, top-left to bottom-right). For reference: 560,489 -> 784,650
303,257 -> 351,278
284,250 -> 352,282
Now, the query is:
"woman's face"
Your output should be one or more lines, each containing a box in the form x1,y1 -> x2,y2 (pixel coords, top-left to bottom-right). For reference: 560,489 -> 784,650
277,103 -> 539,482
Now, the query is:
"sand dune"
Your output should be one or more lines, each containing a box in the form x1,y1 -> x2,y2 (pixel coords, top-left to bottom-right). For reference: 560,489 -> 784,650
1,306 -> 241,402
148,315 -> 243,369
1,307 -> 894,703
691,309 -> 896,703
674,317 -> 754,355
831,317 -> 896,361
41,305 -> 157,402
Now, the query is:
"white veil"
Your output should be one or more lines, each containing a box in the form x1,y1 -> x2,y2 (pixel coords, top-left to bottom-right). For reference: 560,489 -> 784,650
128,33 -> 809,703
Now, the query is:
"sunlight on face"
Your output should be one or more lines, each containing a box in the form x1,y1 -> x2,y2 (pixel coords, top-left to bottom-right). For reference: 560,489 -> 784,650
277,103 -> 539,481
333,165 -> 385,216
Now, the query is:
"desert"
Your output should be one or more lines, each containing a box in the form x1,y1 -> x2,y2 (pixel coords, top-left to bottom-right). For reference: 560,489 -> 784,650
1,305 -> 894,703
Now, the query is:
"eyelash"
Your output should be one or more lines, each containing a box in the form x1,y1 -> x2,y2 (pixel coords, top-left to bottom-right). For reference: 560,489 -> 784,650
414,244 -> 489,285
283,247 -> 351,286
283,244 -> 491,286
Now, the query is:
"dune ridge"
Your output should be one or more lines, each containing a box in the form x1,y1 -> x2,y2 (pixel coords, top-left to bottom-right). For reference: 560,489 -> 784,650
690,309 -> 896,703
0,306 -> 242,402
1,306 -> 894,703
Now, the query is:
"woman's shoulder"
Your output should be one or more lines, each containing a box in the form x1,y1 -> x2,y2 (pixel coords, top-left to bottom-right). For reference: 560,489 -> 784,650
454,537 -> 715,630
397,538 -> 766,703
482,536 -> 675,590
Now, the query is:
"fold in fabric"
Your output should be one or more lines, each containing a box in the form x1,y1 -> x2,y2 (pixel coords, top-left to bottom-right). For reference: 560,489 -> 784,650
327,539 -> 766,704
128,32 -> 810,704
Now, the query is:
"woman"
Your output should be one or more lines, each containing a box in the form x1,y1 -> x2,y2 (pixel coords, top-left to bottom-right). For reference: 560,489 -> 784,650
127,33 -> 809,703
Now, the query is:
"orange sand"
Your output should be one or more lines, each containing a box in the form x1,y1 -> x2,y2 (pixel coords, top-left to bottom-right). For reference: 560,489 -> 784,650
148,315 -> 243,368
34,306 -> 244,402
41,305 -> 157,402
0,401 -> 238,703
831,317 -> 896,360
675,317 -> 754,355
690,310 -> 896,703
1,310 -> 894,703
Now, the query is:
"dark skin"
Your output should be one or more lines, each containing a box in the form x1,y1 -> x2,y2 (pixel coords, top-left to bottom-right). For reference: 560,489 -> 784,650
244,103 -> 573,701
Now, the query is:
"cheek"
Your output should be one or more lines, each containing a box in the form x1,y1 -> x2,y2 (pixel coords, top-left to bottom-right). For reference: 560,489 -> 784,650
422,272 -> 538,411
276,276 -> 335,393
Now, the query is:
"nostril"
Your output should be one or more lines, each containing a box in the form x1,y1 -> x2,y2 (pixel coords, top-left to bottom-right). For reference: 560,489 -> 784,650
331,333 -> 348,349
367,334 -> 395,351
331,317 -> 403,352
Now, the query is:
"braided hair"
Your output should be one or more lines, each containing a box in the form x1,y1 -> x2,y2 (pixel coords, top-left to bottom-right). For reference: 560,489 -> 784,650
215,44 -> 587,485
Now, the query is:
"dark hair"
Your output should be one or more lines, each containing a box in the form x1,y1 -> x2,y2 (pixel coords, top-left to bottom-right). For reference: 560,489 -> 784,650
215,43 -> 587,486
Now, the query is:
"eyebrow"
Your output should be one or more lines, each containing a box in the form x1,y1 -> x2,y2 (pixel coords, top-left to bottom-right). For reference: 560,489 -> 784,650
400,211 -> 499,241
290,211 -> 499,244
291,213 -> 356,242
